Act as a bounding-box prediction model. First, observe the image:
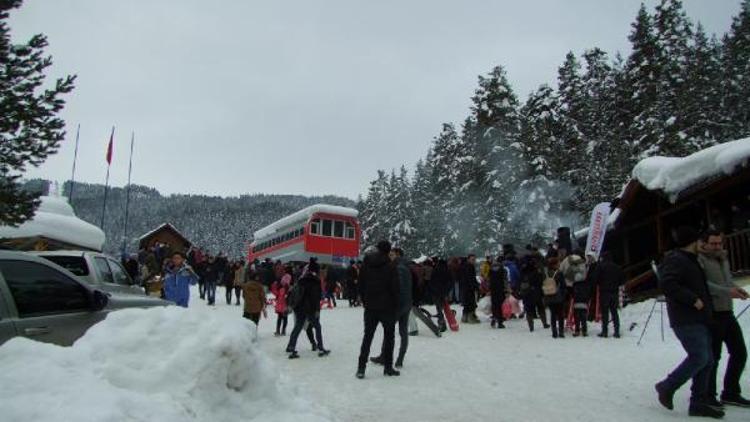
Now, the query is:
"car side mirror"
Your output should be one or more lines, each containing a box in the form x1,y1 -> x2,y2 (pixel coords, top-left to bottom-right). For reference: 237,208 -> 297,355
92,290 -> 109,311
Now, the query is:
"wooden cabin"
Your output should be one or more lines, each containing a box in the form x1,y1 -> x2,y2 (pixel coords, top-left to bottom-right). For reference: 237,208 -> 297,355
586,139 -> 750,301
138,223 -> 192,253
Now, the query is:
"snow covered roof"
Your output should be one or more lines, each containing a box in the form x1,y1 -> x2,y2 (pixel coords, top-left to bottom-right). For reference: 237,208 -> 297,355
0,196 -> 106,251
632,137 -> 750,203
253,204 -> 358,240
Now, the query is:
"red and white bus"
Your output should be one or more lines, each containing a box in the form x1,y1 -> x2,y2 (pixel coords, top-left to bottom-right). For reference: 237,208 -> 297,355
247,204 -> 361,266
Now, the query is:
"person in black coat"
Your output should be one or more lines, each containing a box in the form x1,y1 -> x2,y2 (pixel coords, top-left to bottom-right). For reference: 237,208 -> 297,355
356,240 -> 400,379
488,256 -> 507,329
203,256 -> 220,305
460,255 -> 480,324
286,259 -> 329,359
519,253 -> 548,332
593,253 -> 626,338
655,226 -> 723,419
543,257 -> 566,339
429,258 -> 451,332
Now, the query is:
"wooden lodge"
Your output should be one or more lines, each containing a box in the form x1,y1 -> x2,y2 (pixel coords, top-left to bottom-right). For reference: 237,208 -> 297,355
585,139 -> 750,301
138,223 -> 192,253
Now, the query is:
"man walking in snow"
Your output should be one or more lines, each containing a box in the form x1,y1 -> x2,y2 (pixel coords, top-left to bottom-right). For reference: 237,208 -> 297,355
356,240 -> 400,379
698,229 -> 750,408
655,226 -> 723,419
370,247 -> 413,369
593,252 -> 626,338
460,255 -> 480,324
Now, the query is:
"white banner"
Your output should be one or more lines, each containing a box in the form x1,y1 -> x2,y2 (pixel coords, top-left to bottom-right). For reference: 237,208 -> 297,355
585,202 -> 611,259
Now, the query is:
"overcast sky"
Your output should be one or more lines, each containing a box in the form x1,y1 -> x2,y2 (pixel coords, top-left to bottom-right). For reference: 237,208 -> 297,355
10,0 -> 740,200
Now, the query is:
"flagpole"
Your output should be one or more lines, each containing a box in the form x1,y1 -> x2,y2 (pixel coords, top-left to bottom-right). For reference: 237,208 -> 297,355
100,126 -> 115,229
122,131 -> 135,254
68,123 -> 81,203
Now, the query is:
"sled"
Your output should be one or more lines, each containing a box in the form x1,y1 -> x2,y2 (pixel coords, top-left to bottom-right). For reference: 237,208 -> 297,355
412,306 -> 442,338
443,302 -> 459,332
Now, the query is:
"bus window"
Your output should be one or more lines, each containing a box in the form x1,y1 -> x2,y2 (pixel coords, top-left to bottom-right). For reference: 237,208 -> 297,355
322,219 -> 333,237
345,223 -> 356,239
310,219 -> 320,235
334,221 -> 344,238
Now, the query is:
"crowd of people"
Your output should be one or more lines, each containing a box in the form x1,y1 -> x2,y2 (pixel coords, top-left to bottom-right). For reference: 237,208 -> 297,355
121,228 -> 748,419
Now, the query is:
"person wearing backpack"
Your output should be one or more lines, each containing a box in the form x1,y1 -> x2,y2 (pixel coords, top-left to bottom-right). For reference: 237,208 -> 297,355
489,256 -> 507,329
286,259 -> 330,359
542,257 -> 565,338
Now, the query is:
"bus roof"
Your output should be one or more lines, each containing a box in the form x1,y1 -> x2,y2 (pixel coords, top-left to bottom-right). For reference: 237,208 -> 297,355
253,204 -> 358,240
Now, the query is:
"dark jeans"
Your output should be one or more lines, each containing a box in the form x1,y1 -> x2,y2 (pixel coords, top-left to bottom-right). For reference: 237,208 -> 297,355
205,280 -> 217,304
433,294 -> 446,327
662,324 -> 714,405
548,302 -> 565,337
359,308 -> 396,368
276,312 -> 288,335
574,307 -> 588,334
709,311 -> 747,399
198,281 -> 206,299
381,311 -> 409,365
287,312 -> 324,352
225,285 -> 234,304
490,291 -> 504,324
600,293 -> 620,335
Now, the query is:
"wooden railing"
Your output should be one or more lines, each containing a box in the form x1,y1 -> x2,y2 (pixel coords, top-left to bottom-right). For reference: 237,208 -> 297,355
725,228 -> 750,275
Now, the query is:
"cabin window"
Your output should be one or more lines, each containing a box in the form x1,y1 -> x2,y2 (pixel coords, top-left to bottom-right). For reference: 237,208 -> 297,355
334,220 -> 344,238
345,223 -> 356,239
322,219 -> 333,237
310,219 -> 320,235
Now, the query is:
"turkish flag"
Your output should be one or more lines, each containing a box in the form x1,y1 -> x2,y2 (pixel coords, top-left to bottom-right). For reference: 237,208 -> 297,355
106,129 -> 114,165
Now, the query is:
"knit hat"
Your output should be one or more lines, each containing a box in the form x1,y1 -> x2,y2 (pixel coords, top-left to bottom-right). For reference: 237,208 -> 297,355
672,226 -> 700,248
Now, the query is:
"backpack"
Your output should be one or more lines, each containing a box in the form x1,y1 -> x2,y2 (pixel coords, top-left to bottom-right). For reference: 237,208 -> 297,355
542,271 -> 559,296
286,282 -> 304,310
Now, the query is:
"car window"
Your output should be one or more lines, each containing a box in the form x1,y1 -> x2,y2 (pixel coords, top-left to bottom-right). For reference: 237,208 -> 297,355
39,255 -> 90,276
107,259 -> 132,286
93,257 -> 114,283
0,260 -> 90,317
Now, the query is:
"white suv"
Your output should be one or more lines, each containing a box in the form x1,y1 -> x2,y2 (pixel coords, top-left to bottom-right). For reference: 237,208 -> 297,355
32,251 -> 145,296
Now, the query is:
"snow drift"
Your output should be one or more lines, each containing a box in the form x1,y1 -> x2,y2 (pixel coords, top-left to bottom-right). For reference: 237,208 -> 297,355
632,137 -> 750,203
0,307 -> 333,422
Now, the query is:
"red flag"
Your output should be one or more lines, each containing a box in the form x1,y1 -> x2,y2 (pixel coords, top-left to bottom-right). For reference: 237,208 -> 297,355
106,127 -> 114,165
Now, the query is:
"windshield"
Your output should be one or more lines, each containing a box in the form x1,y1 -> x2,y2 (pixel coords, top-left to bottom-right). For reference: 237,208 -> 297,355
39,255 -> 90,277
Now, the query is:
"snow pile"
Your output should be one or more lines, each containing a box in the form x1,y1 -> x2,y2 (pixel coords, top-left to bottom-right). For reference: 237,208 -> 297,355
254,204 -> 358,240
0,195 -> 106,251
632,137 -> 750,202
0,307 -> 333,422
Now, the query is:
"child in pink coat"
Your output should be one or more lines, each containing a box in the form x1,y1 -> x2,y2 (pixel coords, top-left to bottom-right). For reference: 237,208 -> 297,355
272,270 -> 292,336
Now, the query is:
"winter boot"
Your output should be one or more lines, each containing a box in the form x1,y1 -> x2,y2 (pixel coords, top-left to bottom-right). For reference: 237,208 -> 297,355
384,366 -> 401,377
370,356 -> 384,366
395,357 -> 404,368
288,351 -> 300,359
356,362 -> 366,379
312,344 -> 318,352
721,394 -> 750,408
655,381 -> 675,410
688,404 -> 725,419
598,332 -> 608,338
438,320 -> 447,333
318,349 -> 330,357
461,313 -> 469,323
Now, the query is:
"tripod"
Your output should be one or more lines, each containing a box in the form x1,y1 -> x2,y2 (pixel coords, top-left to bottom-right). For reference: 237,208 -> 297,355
637,296 -> 666,346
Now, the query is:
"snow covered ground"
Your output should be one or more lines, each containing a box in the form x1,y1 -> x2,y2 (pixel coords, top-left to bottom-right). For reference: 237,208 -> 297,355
1,286 -> 748,422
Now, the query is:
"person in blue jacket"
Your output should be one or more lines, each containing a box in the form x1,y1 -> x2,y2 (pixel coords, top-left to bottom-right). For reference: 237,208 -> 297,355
164,251 -> 200,307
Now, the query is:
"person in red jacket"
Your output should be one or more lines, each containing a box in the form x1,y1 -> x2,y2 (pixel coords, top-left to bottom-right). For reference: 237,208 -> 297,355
271,267 -> 292,336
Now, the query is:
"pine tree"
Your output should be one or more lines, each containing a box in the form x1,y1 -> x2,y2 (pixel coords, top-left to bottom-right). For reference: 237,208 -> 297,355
0,0 -> 76,226
721,0 -> 750,140
359,170 -> 389,247
623,4 -> 662,158
681,24 -> 723,147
